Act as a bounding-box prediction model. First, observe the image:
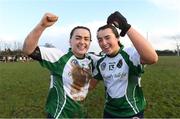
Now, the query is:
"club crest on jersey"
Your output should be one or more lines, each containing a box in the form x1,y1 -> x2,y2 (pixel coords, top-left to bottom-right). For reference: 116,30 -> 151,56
117,59 -> 123,68
71,59 -> 79,66
100,62 -> 106,71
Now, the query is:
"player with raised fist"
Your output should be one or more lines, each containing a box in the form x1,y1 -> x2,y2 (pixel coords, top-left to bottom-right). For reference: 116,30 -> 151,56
23,13 -> 100,118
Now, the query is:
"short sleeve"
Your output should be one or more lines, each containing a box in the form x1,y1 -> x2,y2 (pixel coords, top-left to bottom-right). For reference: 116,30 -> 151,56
38,46 -> 64,72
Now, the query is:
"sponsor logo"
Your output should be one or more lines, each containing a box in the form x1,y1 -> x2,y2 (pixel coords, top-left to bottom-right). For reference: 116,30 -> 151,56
103,72 -> 127,80
100,62 -> 106,71
71,59 -> 79,66
114,72 -> 127,79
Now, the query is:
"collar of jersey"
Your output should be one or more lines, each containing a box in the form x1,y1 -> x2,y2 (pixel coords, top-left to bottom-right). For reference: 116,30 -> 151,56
68,48 -> 86,59
106,44 -> 124,58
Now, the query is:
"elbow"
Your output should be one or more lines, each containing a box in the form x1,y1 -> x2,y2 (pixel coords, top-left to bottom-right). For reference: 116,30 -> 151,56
152,52 -> 158,63
154,54 -> 158,63
149,50 -> 159,64
142,53 -> 158,64
151,55 -> 158,64
148,54 -> 158,64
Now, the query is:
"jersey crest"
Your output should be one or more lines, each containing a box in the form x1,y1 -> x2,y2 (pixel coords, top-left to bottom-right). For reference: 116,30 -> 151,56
100,62 -> 106,71
117,59 -> 123,68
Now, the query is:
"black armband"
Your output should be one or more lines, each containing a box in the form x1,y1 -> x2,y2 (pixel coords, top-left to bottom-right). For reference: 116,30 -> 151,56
28,47 -> 42,61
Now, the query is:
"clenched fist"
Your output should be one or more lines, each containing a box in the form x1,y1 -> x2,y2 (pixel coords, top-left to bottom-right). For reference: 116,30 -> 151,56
40,13 -> 58,28
107,11 -> 131,37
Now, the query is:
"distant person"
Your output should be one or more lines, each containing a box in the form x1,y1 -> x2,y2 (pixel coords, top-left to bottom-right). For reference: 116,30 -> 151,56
23,13 -> 99,118
93,11 -> 158,118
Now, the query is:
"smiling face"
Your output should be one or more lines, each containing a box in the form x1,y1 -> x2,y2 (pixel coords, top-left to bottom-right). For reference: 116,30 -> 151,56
97,28 -> 120,56
69,28 -> 91,58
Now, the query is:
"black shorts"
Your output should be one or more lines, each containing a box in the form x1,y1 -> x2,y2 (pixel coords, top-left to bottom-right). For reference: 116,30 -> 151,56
47,113 -> 54,119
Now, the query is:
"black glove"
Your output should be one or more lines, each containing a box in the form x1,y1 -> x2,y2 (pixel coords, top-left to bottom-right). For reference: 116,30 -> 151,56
107,11 -> 131,37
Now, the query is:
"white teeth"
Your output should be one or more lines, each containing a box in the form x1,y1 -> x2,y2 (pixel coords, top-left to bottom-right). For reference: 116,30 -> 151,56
104,45 -> 109,49
78,46 -> 86,50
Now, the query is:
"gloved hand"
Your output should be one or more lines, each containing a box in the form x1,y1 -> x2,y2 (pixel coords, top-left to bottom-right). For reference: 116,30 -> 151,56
107,11 -> 131,37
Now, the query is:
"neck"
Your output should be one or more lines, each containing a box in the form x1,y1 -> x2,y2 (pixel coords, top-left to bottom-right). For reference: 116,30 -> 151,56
73,52 -> 85,59
108,47 -> 120,57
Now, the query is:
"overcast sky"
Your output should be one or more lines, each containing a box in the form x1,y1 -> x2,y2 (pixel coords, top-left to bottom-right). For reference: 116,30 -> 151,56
0,0 -> 180,53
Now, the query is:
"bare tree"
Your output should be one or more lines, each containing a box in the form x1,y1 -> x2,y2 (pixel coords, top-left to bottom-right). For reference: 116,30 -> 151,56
174,37 -> 180,56
13,41 -> 22,50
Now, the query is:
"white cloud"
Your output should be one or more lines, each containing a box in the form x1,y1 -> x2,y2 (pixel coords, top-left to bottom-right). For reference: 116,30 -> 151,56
146,26 -> 180,50
1,17 -> 179,52
41,21 -> 105,53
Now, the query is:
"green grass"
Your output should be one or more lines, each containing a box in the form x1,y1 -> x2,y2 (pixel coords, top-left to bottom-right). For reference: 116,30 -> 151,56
142,56 -> 180,117
0,56 -> 180,118
0,62 -> 49,117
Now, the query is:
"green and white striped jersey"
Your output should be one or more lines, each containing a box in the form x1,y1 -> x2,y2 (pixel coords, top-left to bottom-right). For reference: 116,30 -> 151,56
32,47 -> 99,118
94,46 -> 146,117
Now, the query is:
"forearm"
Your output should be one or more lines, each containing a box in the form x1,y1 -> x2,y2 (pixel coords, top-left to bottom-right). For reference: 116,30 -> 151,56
23,24 -> 46,55
127,27 -> 158,64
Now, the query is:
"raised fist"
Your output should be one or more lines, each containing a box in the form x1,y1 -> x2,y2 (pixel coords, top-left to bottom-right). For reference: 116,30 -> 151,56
107,11 -> 131,37
40,13 -> 58,28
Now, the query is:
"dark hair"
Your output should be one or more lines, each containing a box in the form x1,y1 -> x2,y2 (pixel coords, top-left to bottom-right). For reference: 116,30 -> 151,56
70,26 -> 91,40
97,24 -> 120,38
